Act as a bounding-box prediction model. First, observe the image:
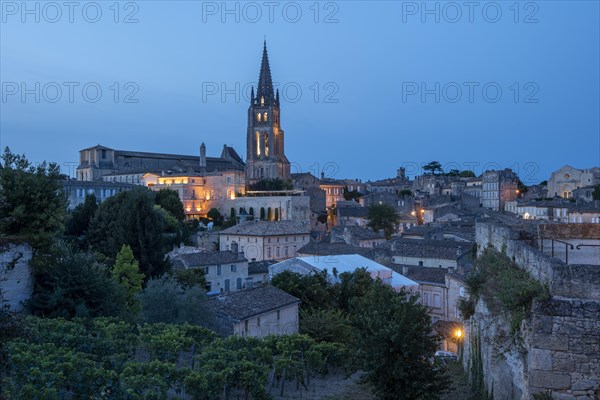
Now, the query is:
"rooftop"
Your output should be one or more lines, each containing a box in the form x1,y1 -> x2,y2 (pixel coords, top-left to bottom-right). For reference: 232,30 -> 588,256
211,285 -> 300,321
248,260 -> 276,275
220,220 -> 311,236
172,250 -> 247,267
389,238 -> 473,259
297,242 -> 369,256
387,264 -> 448,285
271,254 -> 419,288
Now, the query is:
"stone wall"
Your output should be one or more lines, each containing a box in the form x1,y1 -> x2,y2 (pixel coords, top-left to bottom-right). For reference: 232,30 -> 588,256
467,221 -> 600,399
529,299 -> 600,400
0,243 -> 33,312
541,224 -> 600,240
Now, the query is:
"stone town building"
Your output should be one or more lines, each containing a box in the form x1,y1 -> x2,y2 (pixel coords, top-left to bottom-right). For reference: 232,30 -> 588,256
291,173 -> 326,213
228,191 -> 310,222
211,285 -> 300,338
219,220 -> 311,262
77,143 -> 244,183
567,201 -> 600,223
245,42 -> 291,184
366,167 -> 410,194
329,226 -> 387,248
386,238 -> 472,271
547,165 -> 600,199
481,169 -> 519,211
75,42 -> 311,220
63,179 -> 133,209
169,249 -> 248,294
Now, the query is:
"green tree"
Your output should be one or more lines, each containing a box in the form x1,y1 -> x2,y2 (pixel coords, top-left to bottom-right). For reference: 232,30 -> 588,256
0,147 -> 67,251
271,270 -> 332,310
173,267 -> 207,290
459,170 -> 476,178
351,283 -> 450,400
592,185 -> 600,200
154,188 -> 185,221
300,308 -> 352,344
139,274 -> 214,327
28,242 -> 127,319
207,207 -> 223,226
87,188 -> 169,279
367,204 -> 399,239
65,194 -> 98,237
343,188 -> 363,202
112,245 -> 144,314
249,178 -> 294,191
423,161 -> 443,175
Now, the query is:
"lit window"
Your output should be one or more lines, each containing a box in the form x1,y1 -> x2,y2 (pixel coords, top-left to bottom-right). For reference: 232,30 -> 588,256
264,133 -> 269,157
257,113 -> 261,122
261,96 -> 265,106
264,112 -> 268,121
256,132 -> 261,156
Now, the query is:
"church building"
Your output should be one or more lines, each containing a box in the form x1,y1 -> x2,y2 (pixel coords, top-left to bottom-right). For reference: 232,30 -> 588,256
73,42 -> 300,220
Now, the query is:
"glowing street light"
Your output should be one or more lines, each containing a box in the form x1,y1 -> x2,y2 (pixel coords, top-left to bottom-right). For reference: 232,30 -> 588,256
454,328 -> 463,340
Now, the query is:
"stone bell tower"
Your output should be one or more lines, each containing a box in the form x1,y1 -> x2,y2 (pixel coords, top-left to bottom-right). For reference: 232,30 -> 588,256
246,41 -> 291,186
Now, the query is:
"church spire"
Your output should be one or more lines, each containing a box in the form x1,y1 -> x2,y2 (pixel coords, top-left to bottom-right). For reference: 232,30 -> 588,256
256,40 -> 274,105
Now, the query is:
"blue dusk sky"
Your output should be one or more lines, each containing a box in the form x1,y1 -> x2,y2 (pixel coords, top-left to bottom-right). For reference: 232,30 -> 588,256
1,0 -> 599,184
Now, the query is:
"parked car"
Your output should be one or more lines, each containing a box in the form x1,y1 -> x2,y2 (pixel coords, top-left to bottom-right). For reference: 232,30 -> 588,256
434,350 -> 457,362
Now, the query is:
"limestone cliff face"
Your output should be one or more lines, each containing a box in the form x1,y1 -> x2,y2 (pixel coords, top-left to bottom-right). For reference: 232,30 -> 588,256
463,300 -> 528,400
0,243 -> 33,312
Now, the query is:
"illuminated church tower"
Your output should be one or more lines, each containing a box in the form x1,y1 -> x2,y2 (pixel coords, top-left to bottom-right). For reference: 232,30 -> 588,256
246,41 -> 291,185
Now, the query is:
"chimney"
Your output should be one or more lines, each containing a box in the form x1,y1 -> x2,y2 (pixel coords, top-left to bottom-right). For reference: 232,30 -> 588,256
199,143 -> 207,172
321,172 -> 325,180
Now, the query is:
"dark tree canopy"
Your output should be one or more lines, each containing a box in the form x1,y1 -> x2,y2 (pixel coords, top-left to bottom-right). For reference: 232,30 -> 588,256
423,161 -> 443,175
367,204 -> 399,239
343,188 -> 363,202
28,241 -> 127,319
249,178 -> 294,191
351,283 -> 450,400
65,194 -> 98,237
154,189 -> 185,221
139,274 -> 214,327
0,148 -> 67,251
592,185 -> 600,200
87,188 -> 169,279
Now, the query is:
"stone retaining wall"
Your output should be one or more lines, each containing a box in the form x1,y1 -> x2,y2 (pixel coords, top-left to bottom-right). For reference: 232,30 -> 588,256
468,221 -> 600,399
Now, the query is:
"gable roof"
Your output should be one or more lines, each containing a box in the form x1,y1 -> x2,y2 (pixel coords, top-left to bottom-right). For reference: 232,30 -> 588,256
248,260 -> 276,275
211,285 -> 299,321
174,251 -> 247,267
387,238 -> 472,260
220,221 -> 311,236
297,242 -> 369,256
387,264 -> 448,285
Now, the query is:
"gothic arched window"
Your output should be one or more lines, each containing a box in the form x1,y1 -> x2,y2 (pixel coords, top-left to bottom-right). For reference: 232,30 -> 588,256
257,113 -> 261,122
260,96 -> 265,106
263,112 -> 268,121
